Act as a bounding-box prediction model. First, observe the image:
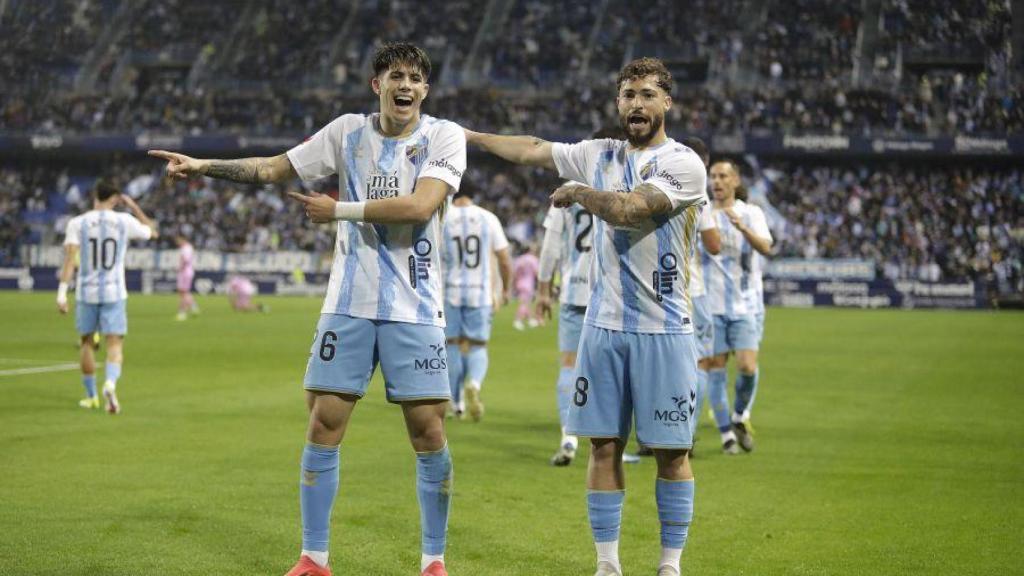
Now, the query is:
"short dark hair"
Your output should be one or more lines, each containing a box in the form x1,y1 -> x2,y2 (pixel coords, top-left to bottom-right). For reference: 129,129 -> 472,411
591,125 -> 626,140
735,184 -> 749,202
616,57 -> 674,96
681,136 -> 709,167
372,42 -> 431,80
93,179 -> 120,202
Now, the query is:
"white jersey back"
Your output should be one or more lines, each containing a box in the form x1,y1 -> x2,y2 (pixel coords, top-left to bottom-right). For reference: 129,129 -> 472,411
287,113 -> 466,326
64,209 -> 153,304
552,138 -> 707,334
542,201 -> 595,307
688,197 -> 716,298
702,200 -> 772,316
443,204 -> 509,307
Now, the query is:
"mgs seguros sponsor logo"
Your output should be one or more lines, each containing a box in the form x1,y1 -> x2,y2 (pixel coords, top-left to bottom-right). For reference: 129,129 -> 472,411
415,342 -> 448,374
654,390 -> 696,424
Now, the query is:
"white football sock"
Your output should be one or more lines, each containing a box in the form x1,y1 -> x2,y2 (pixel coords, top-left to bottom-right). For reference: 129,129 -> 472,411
596,540 -> 620,570
421,553 -> 444,571
720,430 -> 737,444
302,550 -> 328,567
659,547 -> 682,573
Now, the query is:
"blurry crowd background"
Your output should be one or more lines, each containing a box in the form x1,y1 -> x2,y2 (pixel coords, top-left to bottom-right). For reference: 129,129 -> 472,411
0,0 -> 1021,295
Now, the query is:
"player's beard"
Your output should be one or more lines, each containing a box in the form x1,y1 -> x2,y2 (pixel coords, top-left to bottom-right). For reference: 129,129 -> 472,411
620,113 -> 663,147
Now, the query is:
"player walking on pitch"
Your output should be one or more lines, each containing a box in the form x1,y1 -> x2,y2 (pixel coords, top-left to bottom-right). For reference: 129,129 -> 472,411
442,188 -> 512,421
174,235 -> 199,321
467,58 -> 706,576
150,43 -> 464,576
57,180 -> 159,414
702,161 -> 773,454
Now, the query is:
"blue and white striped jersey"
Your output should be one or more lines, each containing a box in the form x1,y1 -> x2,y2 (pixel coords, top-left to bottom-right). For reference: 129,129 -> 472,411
64,209 -> 153,304
287,113 -> 466,327
442,203 -> 509,307
552,138 -> 707,334
742,204 -> 769,314
541,200 -> 595,308
688,196 -> 717,299
702,200 -> 772,317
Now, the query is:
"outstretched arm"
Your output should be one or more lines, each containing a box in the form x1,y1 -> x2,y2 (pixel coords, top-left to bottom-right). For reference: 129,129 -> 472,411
288,176 -> 450,225
148,150 -> 297,184
464,130 -> 556,170
551,183 -> 674,228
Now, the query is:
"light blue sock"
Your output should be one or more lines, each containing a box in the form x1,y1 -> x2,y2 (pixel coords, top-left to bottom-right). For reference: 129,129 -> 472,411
104,362 -> 121,385
465,345 -> 489,386
416,444 -> 453,555
734,371 -> 758,416
555,367 -> 574,429
708,369 -> 732,433
656,478 -> 694,549
82,374 -> 97,398
691,369 -> 708,436
300,444 -> 340,552
446,343 -> 463,405
587,490 -> 624,543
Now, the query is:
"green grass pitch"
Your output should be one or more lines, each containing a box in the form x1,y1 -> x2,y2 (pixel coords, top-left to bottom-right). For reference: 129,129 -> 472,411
0,292 -> 1021,575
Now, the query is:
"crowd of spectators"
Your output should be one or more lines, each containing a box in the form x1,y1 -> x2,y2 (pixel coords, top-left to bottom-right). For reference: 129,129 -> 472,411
765,162 -> 1022,291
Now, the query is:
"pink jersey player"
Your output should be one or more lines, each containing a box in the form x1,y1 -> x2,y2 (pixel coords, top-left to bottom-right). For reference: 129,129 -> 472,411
175,236 -> 199,320
512,247 -> 540,328
227,275 -> 265,312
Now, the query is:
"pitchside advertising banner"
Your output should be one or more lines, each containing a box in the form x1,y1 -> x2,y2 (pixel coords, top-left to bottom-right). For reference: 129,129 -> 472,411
6,250 -> 986,309
4,132 -> 1024,157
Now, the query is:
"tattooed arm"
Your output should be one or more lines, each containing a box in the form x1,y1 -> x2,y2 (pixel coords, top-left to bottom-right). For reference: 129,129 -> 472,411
550,182 -> 674,228
148,150 -> 297,184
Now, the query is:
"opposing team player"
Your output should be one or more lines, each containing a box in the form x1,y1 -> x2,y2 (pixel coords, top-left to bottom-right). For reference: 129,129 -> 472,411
467,57 -> 706,576
57,180 -> 159,413
442,188 -> 512,421
538,126 -> 625,467
511,243 -> 540,329
150,43 -> 464,576
702,161 -> 772,454
174,234 -> 199,321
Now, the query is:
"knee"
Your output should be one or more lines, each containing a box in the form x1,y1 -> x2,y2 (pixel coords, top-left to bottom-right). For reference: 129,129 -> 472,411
708,355 -> 727,370
655,450 -> 689,480
590,439 -> 621,463
559,351 -> 577,368
410,423 -> 446,452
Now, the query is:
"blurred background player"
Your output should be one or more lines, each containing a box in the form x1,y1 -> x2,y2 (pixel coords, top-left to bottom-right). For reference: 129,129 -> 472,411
703,160 -> 773,454
467,57 -> 706,576
227,274 -> 267,313
735,184 -> 769,425
442,187 -> 512,421
57,180 -> 159,414
174,234 -> 199,321
539,125 -> 623,466
150,42 -> 463,576
511,242 -> 540,330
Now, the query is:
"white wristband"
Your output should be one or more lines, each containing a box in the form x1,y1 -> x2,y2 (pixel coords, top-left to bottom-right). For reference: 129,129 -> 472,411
57,282 -> 69,305
334,201 -> 366,222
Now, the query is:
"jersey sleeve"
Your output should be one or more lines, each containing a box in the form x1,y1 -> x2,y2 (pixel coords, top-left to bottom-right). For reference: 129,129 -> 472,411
487,211 -> 510,252
551,140 -> 611,185
286,115 -> 350,182
124,213 -> 153,240
748,205 -> 772,243
644,148 -> 707,210
418,121 -> 466,192
63,217 -> 80,246
542,205 -> 564,233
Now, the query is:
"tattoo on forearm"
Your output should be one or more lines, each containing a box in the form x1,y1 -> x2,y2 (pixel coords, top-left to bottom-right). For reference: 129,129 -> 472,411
576,183 -> 672,227
204,157 -> 276,184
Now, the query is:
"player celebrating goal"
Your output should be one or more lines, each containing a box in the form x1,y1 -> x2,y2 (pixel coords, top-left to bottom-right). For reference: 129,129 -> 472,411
442,187 -> 512,421
57,180 -> 159,414
467,57 -> 706,576
150,43 -> 464,576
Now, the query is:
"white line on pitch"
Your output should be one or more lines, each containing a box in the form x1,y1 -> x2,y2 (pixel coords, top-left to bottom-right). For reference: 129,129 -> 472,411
0,358 -> 70,365
0,363 -> 80,377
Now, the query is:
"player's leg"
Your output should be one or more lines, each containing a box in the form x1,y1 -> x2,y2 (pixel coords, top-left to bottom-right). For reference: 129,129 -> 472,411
652,450 -> 694,576
75,302 -> 100,408
401,400 -> 452,575
707,316 -> 737,453
377,321 -> 452,575
176,288 -> 188,320
443,303 -> 464,417
569,326 -> 630,575
461,305 -> 493,422
97,301 -> 128,414
553,304 -> 584,465
729,314 -> 760,452
288,314 -> 377,575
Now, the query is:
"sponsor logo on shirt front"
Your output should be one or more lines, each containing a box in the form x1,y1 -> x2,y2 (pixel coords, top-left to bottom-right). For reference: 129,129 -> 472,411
652,252 -> 679,302
366,170 -> 400,199
409,238 -> 433,288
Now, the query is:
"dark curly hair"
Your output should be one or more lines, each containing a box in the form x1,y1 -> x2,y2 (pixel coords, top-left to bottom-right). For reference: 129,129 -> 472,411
616,57 -> 674,95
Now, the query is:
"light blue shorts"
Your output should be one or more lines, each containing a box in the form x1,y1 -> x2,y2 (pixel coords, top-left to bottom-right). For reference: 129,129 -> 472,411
712,313 -> 760,355
444,303 -> 493,342
76,300 -> 127,335
755,310 -> 765,343
558,304 -> 587,353
304,314 -> 450,403
691,295 -> 714,359
567,325 -> 698,449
